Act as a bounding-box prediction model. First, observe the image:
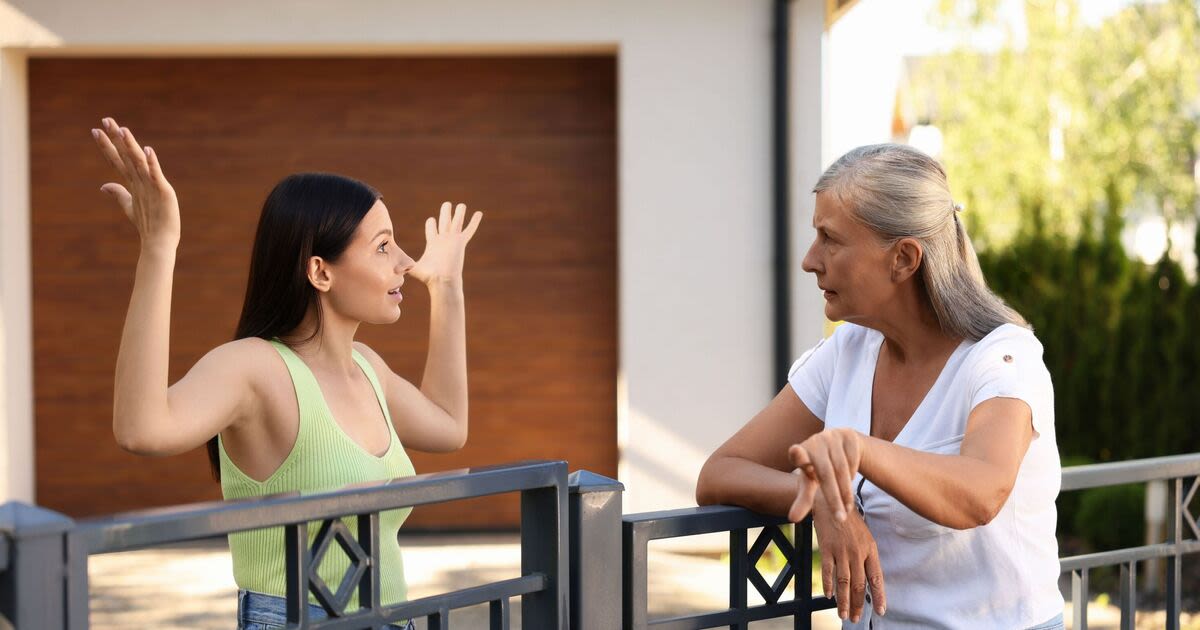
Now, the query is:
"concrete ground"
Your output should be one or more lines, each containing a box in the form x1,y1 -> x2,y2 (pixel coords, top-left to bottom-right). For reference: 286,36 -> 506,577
87,533 -> 1192,629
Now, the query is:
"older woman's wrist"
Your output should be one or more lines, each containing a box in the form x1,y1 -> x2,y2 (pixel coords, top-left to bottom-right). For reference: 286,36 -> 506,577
857,432 -> 876,480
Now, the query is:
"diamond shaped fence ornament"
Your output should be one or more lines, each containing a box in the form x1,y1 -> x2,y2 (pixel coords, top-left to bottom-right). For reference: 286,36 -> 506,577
746,525 -> 796,605
1184,478 -> 1200,542
309,518 -> 370,616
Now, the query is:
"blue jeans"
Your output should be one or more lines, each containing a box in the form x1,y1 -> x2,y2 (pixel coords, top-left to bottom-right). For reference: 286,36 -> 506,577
1026,612 -> 1065,630
237,589 -> 414,630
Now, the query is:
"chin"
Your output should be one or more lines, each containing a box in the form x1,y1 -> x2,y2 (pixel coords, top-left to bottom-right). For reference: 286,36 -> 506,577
364,308 -> 402,325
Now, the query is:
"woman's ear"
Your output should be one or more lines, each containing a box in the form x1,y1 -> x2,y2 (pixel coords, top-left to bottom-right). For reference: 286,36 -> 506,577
891,238 -> 923,283
307,256 -> 333,292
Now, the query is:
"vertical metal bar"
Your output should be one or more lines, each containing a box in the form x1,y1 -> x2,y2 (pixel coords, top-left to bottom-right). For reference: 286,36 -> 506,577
1072,569 -> 1088,630
0,502 -> 75,630
568,471 -> 624,630
795,519 -> 813,630
489,598 -> 510,630
622,522 -> 649,630
1165,478 -> 1182,630
357,512 -> 381,614
520,463 -> 568,630
65,532 -> 91,630
770,0 -> 792,390
1118,562 -> 1136,630
428,607 -> 449,630
730,528 -> 749,630
285,522 -> 310,628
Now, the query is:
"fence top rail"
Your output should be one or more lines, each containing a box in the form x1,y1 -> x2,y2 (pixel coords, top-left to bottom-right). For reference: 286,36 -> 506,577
1060,452 -> 1200,491
623,505 -> 791,541
75,460 -> 566,554
1060,539 -> 1200,572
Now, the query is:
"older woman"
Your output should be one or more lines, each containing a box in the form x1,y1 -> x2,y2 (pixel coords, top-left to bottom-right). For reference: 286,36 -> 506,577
696,144 -> 1063,629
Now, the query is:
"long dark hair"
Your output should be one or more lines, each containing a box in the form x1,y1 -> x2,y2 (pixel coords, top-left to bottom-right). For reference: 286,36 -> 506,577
206,172 -> 381,481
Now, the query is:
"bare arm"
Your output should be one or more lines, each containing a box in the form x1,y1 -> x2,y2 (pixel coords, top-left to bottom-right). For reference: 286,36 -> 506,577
362,202 -> 481,453
700,385 -> 887,622
97,118 -> 252,455
791,397 -> 1034,529
695,385 -> 823,515
860,397 -> 1033,528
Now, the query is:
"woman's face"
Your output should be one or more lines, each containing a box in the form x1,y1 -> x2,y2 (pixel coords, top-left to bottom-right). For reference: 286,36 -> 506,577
324,200 -> 416,325
801,192 -> 897,325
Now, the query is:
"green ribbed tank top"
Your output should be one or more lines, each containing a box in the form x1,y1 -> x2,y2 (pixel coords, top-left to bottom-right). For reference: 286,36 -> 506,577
219,339 -> 416,607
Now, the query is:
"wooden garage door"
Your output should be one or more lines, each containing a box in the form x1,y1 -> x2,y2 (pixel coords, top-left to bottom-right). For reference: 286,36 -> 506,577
30,56 -> 617,528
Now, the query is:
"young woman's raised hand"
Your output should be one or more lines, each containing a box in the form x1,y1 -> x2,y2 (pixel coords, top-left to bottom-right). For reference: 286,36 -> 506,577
91,117 -> 180,252
410,202 -> 482,286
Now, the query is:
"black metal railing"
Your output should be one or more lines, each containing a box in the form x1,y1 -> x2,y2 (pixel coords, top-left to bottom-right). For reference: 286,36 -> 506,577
0,460 -> 573,630
622,506 -> 835,629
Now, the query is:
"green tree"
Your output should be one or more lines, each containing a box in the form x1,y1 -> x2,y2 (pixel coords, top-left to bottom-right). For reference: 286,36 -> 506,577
912,0 -> 1200,246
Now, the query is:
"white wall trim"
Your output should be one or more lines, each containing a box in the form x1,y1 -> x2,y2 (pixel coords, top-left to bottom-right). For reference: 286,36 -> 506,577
0,48 -> 34,503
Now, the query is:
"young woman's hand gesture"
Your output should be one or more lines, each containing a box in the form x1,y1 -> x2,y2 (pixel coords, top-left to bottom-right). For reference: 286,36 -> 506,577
91,117 -> 179,253
410,202 -> 482,287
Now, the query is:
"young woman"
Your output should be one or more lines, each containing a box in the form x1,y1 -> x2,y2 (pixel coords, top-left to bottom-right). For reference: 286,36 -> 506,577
93,117 -> 481,629
697,144 -> 1063,630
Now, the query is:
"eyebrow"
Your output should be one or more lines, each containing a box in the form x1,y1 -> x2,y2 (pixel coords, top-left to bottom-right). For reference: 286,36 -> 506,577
372,229 -> 393,240
813,221 -> 839,238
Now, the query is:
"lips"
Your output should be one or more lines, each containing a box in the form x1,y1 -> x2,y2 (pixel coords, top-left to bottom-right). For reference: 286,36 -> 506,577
387,285 -> 403,302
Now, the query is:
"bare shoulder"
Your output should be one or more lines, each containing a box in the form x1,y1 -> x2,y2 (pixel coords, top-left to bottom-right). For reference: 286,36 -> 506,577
191,337 -> 284,389
207,337 -> 278,366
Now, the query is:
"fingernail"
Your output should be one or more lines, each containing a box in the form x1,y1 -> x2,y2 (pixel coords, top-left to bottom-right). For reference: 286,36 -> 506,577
840,611 -> 847,620
878,605 -> 886,615
118,127 -> 126,138
852,615 -> 860,623
91,129 -> 100,139
836,510 -> 846,522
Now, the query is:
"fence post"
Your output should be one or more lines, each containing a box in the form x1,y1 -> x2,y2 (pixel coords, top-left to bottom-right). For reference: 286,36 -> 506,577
520,462 -> 569,630
568,470 -> 624,629
0,502 -> 82,629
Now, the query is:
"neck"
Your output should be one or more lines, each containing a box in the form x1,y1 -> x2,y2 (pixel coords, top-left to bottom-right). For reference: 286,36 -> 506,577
280,301 -> 361,376
868,283 -> 960,365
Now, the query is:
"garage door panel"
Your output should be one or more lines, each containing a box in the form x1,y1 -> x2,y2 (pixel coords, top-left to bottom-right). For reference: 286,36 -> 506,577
30,57 -> 616,143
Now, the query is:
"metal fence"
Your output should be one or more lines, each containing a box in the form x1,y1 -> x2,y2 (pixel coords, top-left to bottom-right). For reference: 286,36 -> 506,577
623,506 -> 834,629
1,454 -> 1198,629
1060,453 -> 1200,630
0,461 -> 572,630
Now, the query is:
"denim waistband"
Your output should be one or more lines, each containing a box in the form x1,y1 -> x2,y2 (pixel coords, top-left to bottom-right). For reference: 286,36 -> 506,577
237,589 -> 413,630
1025,612 -> 1065,630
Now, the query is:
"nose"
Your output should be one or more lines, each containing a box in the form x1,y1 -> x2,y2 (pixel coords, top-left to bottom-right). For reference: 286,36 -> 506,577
396,249 -> 416,275
801,239 -> 822,275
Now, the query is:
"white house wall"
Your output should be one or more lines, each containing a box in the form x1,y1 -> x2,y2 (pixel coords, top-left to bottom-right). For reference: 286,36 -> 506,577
0,0 -> 827,516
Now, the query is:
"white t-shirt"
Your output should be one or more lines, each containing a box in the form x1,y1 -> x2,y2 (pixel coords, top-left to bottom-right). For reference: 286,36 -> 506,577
789,323 -> 1063,630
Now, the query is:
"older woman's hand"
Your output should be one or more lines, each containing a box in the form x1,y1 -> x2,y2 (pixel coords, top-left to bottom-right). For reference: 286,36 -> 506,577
812,486 -> 886,622
789,427 -> 867,522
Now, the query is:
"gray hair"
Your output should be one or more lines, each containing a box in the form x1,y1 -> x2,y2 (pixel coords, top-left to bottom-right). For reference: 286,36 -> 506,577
813,143 -> 1027,341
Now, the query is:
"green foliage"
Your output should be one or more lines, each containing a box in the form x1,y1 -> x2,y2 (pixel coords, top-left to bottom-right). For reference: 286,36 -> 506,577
978,215 -> 1200,462
1073,483 -> 1145,552
911,0 -> 1200,247
1056,455 -> 1092,543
